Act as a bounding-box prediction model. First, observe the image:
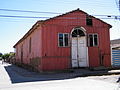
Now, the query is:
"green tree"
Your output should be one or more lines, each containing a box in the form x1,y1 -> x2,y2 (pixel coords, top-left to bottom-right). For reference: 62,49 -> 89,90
0,53 -> 2,57
1,53 -> 15,62
2,53 -> 10,61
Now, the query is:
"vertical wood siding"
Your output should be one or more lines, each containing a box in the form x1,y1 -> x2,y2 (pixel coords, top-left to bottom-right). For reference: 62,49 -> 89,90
15,25 -> 42,69
15,10 -> 111,71
40,10 -> 111,70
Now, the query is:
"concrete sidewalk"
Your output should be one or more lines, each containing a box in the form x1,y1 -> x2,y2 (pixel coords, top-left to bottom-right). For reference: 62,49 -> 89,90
0,62 -> 11,86
1,61 -> 120,84
0,61 -> 119,90
72,68 -> 120,77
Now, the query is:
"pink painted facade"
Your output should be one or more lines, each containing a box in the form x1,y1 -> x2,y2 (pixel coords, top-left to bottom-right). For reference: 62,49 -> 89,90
14,9 -> 112,71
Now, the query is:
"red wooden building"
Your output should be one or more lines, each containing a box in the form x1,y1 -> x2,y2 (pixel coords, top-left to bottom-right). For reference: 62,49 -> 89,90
14,9 -> 112,71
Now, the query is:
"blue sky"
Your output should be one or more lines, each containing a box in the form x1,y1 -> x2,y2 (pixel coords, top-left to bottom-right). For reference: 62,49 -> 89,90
0,0 -> 120,53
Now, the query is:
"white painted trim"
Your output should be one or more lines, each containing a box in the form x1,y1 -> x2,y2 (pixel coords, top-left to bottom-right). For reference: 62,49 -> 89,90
111,46 -> 113,66
80,27 -> 87,32
58,33 -> 70,47
71,27 -> 89,67
88,33 -> 99,47
86,47 -> 89,67
71,27 -> 87,35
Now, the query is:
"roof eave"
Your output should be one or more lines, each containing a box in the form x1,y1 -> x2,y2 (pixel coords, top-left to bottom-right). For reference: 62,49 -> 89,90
13,20 -> 43,48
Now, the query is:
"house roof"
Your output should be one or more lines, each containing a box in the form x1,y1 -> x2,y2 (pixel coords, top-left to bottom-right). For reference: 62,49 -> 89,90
13,8 -> 112,48
42,8 -> 112,28
13,21 -> 42,48
111,39 -> 120,49
111,39 -> 120,45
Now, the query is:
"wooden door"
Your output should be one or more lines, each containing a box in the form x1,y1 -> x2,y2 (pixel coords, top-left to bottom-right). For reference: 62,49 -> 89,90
78,37 -> 88,67
71,37 -> 88,68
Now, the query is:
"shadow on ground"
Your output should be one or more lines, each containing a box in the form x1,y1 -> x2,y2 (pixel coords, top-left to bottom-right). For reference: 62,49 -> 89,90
4,64 -> 115,84
4,64 -> 72,84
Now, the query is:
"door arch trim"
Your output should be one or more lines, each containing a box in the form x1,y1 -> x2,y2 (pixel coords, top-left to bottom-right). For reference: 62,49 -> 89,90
71,27 -> 87,36
70,27 -> 89,68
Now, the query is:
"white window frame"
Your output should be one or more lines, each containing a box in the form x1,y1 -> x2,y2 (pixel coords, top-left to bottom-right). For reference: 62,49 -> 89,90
88,33 -> 98,47
58,33 -> 69,47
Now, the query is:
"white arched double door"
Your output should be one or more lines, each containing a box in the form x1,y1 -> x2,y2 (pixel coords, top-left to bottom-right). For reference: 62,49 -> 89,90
71,28 -> 88,68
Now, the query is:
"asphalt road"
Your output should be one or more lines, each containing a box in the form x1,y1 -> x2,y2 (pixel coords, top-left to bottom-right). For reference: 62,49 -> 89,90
86,74 -> 120,83
0,61 -> 120,90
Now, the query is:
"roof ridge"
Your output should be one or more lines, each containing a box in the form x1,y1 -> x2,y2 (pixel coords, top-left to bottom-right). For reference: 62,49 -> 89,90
41,8 -> 88,22
40,8 -> 111,27
14,9 -> 112,47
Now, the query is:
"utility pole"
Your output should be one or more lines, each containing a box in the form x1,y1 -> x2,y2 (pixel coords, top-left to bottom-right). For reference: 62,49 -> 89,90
118,0 -> 120,12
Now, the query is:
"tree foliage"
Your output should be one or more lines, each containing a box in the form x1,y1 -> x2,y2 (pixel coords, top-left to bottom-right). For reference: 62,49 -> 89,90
0,53 -> 2,57
1,53 -> 15,60
2,53 -> 10,60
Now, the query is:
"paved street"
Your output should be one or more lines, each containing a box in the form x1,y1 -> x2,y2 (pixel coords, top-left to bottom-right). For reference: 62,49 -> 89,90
86,74 -> 120,84
0,61 -> 120,90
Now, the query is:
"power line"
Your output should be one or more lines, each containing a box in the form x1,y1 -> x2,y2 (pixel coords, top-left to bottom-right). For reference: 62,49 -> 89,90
0,8 -> 120,16
119,0 -> 120,12
0,8 -> 119,19
115,0 -> 119,8
0,14 -> 119,20
115,0 -> 120,12
0,15 -> 50,19
0,8 -> 119,16
0,8 -> 61,14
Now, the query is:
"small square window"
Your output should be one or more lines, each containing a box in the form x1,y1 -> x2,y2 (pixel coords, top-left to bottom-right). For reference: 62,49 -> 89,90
58,33 -> 69,47
86,15 -> 93,26
88,34 -> 98,47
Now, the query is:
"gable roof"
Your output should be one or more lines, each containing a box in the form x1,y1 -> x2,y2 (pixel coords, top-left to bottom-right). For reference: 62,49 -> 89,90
13,8 -> 112,48
40,8 -> 112,28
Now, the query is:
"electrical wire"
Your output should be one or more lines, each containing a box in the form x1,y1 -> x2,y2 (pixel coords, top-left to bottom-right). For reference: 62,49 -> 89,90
0,9 -> 61,14
0,9 -> 119,17
0,8 -> 119,17
115,0 -> 119,10
0,14 -> 119,20
119,0 -> 120,12
0,15 -> 50,19
115,0 -> 119,8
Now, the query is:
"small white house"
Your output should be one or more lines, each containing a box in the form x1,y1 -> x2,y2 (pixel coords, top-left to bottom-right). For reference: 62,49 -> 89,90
111,39 -> 120,67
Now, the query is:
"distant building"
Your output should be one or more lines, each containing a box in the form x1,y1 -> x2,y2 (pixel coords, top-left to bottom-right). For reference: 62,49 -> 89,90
14,9 -> 112,71
111,39 -> 120,67
111,39 -> 120,49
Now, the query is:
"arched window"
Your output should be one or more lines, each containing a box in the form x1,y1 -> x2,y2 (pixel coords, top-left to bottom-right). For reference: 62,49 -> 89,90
72,28 -> 85,37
